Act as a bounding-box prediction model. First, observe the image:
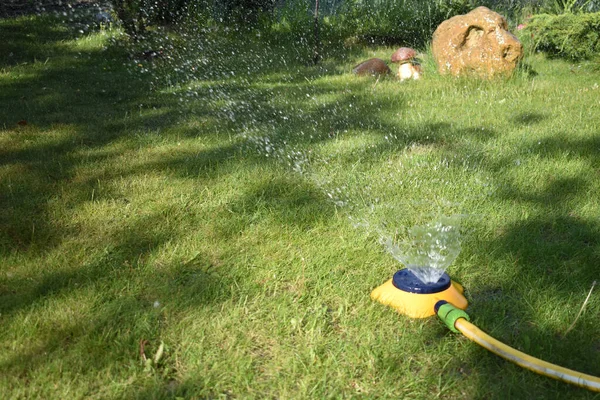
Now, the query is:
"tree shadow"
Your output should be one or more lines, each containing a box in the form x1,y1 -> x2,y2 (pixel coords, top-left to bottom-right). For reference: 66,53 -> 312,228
229,176 -> 337,228
462,215 -> 600,399
0,208 -> 229,385
0,16 -> 372,393
2,12 -> 600,400
449,134 -> 600,398
362,125 -> 600,397
512,111 -> 548,126
0,14 -> 78,67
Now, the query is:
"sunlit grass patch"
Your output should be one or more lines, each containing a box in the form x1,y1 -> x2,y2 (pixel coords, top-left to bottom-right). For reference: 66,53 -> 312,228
1,12 -> 600,400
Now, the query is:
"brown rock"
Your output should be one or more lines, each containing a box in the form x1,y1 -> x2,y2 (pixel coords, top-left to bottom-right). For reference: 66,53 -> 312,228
432,7 -> 523,78
352,58 -> 391,76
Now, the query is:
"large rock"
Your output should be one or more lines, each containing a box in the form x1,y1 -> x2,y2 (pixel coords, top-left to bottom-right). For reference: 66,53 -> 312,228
432,7 -> 523,78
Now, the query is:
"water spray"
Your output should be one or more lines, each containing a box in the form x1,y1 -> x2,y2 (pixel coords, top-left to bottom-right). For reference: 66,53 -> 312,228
371,219 -> 600,393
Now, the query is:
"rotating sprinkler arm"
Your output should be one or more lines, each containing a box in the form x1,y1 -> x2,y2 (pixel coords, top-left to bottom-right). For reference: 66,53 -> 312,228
435,301 -> 600,393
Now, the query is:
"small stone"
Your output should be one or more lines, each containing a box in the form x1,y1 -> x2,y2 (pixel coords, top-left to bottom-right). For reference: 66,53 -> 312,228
432,7 -> 523,78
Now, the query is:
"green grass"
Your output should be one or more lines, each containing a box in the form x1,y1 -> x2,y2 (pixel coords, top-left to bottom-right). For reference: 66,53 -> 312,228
1,13 -> 600,399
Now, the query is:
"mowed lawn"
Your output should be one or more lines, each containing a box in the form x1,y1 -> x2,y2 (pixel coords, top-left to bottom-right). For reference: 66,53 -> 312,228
1,12 -> 600,400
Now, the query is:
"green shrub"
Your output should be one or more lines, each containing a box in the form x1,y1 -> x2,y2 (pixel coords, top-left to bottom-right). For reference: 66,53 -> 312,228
110,0 -> 200,37
539,0 -> 600,14
336,0 -> 476,47
269,0 -> 542,49
526,12 -> 600,59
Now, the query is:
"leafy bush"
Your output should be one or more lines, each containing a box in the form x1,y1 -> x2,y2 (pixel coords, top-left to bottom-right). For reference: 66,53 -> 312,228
110,0 -> 199,36
540,0 -> 600,14
268,0 -> 550,49
526,12 -> 600,59
221,0 -> 277,23
324,0 -> 480,47
265,0 -> 471,57
108,0 -> 598,52
111,0 -> 276,36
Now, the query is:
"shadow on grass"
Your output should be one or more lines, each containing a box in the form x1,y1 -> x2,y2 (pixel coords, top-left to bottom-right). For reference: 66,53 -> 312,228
1,12 -> 600,400
229,177 -> 337,229
365,131 -> 600,397
462,214 -> 600,399
455,136 -> 600,398
0,15 -> 369,392
0,14 -> 77,67
0,210 -> 228,382
512,111 -> 548,126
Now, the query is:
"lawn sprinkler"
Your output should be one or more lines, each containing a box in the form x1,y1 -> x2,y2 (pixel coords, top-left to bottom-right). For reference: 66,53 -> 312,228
372,268 -> 600,392
370,268 -> 467,318
373,216 -> 467,319
372,218 -> 600,393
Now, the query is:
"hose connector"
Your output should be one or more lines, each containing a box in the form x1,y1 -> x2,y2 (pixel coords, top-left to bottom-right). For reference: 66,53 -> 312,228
435,300 -> 470,333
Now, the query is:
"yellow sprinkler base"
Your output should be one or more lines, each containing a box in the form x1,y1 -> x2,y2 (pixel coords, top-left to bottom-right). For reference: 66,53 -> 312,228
371,269 -> 468,318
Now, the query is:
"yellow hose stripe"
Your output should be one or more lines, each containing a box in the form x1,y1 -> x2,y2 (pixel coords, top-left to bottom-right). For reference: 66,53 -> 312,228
455,319 -> 600,392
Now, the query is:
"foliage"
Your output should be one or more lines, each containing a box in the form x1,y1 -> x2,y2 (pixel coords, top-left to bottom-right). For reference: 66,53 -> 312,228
219,0 -> 277,23
269,0 -> 488,48
526,11 -> 600,59
265,0 -> 597,49
341,0 -> 442,46
106,0 -> 533,45
109,0 -> 201,36
541,0 -> 598,14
